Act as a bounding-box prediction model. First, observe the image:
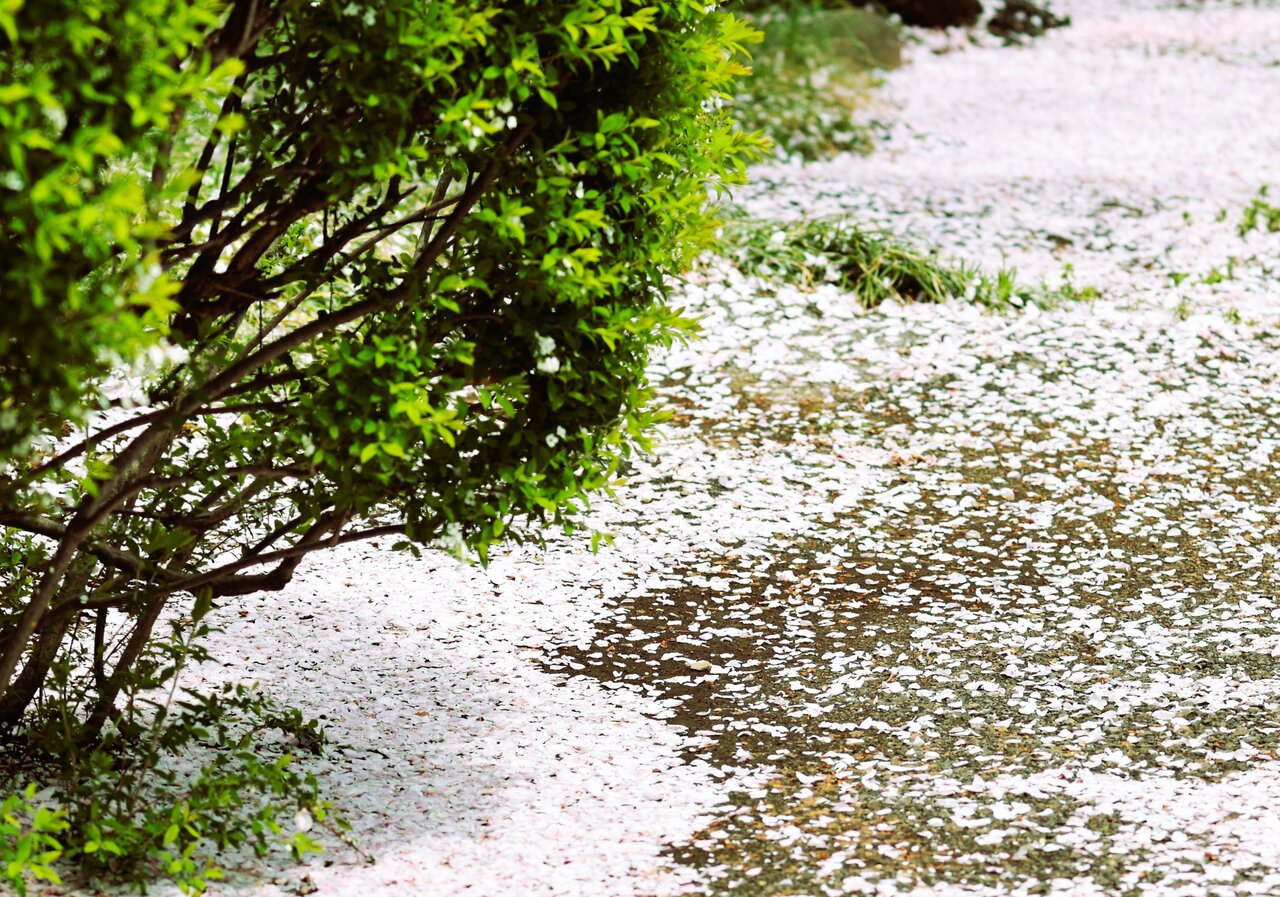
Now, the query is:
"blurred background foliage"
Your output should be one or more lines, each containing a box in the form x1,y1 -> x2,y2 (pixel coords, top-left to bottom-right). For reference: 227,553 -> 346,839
728,0 -> 903,161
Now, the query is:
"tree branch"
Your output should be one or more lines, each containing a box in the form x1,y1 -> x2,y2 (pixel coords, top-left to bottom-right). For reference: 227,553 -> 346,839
0,513 -> 160,581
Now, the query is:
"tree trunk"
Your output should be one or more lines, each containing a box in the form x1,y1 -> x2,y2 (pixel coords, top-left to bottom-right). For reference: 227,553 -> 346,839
0,562 -> 93,729
0,615 -> 74,729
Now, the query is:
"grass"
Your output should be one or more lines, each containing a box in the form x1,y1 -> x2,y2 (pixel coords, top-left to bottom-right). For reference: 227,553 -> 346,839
1238,185 -> 1280,237
717,215 -> 1098,311
722,3 -> 1103,313
733,1 -> 901,161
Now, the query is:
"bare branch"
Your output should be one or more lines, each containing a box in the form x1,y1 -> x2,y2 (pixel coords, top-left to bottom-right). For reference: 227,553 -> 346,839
29,400 -> 299,478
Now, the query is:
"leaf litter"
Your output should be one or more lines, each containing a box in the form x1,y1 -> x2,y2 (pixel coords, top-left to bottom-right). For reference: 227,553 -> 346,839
95,1 -> 1280,895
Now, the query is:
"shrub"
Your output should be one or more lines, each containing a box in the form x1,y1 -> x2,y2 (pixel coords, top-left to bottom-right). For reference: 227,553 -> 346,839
0,783 -> 68,896
0,680 -> 334,895
0,0 -> 765,888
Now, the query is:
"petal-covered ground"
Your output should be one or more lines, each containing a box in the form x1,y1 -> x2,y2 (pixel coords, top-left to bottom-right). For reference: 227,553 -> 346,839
88,2 -> 1280,895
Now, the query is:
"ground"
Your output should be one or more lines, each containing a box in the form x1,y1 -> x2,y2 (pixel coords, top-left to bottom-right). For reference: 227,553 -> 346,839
68,1 -> 1280,895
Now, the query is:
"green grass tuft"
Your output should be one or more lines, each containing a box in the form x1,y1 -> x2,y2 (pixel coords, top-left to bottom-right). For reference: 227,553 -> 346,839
1239,185 -> 1280,237
719,216 -> 1098,311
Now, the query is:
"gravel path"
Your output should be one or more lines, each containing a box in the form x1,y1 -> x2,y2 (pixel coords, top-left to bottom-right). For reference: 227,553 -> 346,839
92,3 -> 1280,896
